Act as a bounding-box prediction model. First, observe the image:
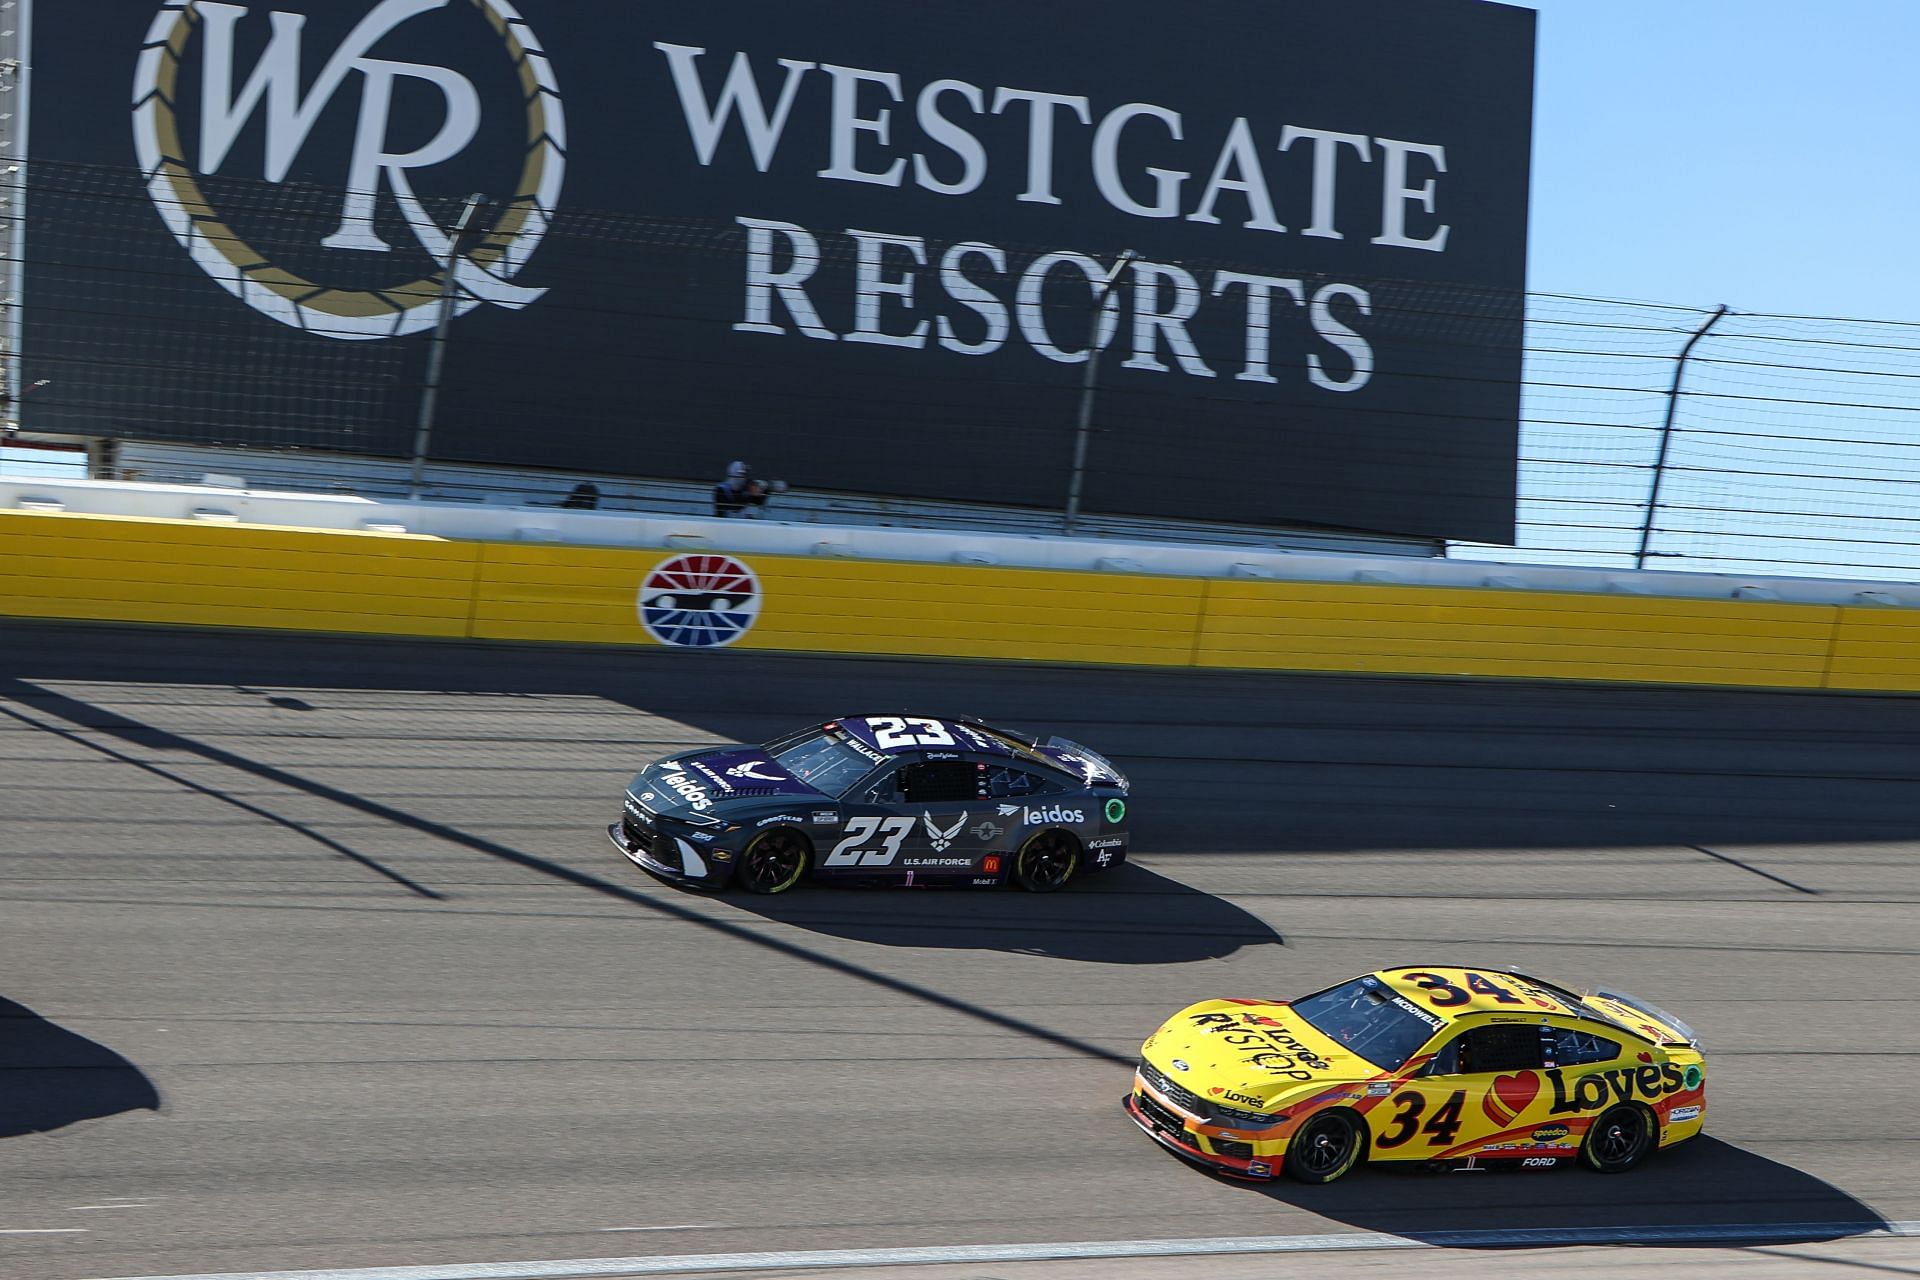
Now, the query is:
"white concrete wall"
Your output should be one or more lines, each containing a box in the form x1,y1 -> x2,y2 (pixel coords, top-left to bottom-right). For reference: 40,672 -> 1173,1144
4,474 -> 1916,607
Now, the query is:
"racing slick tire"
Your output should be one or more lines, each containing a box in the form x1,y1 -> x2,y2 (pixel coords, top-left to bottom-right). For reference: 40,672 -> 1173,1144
735,827 -> 812,895
1284,1108 -> 1366,1184
1580,1103 -> 1656,1174
1013,829 -> 1079,893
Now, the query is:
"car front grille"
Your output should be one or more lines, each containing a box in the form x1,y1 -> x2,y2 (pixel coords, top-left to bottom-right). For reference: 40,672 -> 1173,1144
621,817 -> 683,873
1135,1091 -> 1192,1140
1140,1062 -> 1209,1114
1140,1060 -> 1279,1129
1208,1136 -> 1254,1159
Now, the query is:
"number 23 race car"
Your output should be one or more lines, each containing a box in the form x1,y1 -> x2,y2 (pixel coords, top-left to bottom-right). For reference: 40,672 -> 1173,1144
609,715 -> 1130,893
1128,966 -> 1706,1182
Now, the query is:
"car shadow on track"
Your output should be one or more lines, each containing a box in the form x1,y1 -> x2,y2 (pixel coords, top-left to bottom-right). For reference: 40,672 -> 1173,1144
0,995 -> 160,1139
1202,1136 -> 1887,1245
721,862 -> 1283,964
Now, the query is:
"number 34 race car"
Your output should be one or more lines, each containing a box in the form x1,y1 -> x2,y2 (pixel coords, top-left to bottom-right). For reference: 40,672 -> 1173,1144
1128,966 -> 1706,1183
608,715 -> 1130,894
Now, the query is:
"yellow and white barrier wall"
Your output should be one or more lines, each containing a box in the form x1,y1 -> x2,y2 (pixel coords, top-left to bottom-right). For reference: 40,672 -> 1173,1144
4,508 -> 1919,693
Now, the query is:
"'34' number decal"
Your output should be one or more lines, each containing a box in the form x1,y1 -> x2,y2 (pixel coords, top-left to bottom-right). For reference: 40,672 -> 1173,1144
1375,1089 -> 1467,1149
824,815 -> 915,867
1403,971 -> 1523,1007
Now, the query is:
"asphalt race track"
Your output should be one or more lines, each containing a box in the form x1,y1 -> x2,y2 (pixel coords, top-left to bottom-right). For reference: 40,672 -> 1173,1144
1,620 -> 1916,1280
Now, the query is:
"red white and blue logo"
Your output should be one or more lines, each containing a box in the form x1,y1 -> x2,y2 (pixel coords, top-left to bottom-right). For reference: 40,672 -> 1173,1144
638,554 -> 761,648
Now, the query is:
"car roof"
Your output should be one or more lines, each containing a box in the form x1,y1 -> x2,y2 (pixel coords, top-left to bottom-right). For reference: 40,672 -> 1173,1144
831,715 -> 1034,760
1373,966 -> 1586,1019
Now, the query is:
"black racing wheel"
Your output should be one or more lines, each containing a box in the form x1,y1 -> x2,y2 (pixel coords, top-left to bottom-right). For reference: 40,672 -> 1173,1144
735,828 -> 811,894
1285,1109 -> 1366,1184
1580,1103 -> 1656,1173
1013,829 -> 1079,893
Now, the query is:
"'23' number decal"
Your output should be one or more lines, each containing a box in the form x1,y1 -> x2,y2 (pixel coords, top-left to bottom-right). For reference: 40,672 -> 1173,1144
824,815 -> 915,867
866,716 -> 954,749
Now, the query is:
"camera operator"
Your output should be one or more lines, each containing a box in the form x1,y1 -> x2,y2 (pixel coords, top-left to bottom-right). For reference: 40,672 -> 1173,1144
713,460 -> 788,518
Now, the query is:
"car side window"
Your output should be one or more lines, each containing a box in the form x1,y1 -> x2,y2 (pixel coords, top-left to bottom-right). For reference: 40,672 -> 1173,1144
897,760 -> 982,805
855,769 -> 901,805
1546,1027 -> 1620,1067
1431,1024 -> 1547,1076
982,765 -> 1059,798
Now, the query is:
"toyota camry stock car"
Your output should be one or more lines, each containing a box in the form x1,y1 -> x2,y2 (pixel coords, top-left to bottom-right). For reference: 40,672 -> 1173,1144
1127,966 -> 1706,1183
608,715 -> 1130,893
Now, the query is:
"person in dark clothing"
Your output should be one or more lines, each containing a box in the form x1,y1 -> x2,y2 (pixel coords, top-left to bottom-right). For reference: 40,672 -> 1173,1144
713,460 -> 786,517
560,482 -> 600,510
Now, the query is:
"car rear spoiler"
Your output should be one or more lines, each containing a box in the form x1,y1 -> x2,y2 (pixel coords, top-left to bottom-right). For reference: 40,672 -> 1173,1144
1042,735 -> 1130,789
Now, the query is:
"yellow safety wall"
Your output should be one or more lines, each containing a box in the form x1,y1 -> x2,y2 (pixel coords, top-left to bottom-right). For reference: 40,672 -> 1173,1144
2,509 -> 1915,693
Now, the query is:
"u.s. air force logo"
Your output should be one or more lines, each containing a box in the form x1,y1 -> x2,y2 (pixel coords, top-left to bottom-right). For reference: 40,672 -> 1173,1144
130,0 -> 566,339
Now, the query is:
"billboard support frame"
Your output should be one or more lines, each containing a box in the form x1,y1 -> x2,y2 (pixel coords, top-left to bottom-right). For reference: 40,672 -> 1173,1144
1063,248 -> 1139,536
1,0 -> 33,437
408,193 -> 490,501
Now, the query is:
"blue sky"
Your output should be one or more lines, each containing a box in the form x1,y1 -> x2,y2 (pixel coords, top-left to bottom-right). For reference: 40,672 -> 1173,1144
1523,0 -> 1920,320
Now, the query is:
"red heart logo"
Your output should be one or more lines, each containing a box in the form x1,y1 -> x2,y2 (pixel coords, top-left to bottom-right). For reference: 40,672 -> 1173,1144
1492,1070 -> 1539,1118
1637,1052 -> 1653,1064
1209,1087 -> 1224,1095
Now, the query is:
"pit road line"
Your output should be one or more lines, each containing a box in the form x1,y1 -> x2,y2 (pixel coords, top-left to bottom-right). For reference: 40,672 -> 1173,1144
78,1221 -> 1920,1280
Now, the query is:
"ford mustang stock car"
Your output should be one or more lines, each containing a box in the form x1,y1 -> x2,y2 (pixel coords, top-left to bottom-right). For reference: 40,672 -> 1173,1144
608,715 -> 1130,893
1127,966 -> 1705,1183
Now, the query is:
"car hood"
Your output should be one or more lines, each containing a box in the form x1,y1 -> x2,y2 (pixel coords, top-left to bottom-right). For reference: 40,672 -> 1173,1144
632,746 -> 827,816
1140,1000 -> 1379,1109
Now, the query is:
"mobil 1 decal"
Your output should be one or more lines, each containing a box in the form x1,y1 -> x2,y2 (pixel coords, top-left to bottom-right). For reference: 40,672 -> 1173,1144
24,0 -> 1533,544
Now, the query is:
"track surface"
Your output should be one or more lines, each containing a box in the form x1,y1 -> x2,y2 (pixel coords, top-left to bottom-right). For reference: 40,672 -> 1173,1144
1,621 -> 1916,1279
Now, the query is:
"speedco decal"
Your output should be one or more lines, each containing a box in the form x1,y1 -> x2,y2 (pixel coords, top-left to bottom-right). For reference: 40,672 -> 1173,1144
638,554 -> 762,648
131,0 -> 565,338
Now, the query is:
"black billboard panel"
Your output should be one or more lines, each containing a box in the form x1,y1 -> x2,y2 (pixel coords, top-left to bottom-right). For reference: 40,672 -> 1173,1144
20,0 -> 1535,542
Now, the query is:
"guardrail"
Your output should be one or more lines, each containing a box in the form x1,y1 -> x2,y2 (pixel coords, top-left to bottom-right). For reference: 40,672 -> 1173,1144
3,495 -> 1917,693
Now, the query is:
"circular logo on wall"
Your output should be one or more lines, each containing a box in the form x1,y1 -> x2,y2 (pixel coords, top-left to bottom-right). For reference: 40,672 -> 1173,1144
639,554 -> 762,649
130,0 -> 565,339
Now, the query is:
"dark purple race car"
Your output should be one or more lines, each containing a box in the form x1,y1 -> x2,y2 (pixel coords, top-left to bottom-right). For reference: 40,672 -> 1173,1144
608,715 -> 1130,893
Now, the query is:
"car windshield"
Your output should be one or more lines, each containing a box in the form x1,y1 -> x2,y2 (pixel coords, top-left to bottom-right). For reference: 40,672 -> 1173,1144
1291,976 -> 1446,1071
770,731 -> 876,797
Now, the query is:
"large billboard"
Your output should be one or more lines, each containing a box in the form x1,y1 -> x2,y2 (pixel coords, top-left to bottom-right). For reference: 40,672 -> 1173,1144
19,0 -> 1535,542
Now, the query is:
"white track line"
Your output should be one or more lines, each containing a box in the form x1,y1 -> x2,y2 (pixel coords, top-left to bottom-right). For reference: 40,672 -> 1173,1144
77,1220 -> 1920,1280
0,1228 -> 88,1235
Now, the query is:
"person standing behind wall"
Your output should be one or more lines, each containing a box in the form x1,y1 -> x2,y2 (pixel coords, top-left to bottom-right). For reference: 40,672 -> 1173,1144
713,460 -> 787,518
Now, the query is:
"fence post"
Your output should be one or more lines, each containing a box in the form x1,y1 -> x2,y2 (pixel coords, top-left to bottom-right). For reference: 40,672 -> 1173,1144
1634,303 -> 1729,569
1063,248 -> 1139,535
408,193 -> 489,502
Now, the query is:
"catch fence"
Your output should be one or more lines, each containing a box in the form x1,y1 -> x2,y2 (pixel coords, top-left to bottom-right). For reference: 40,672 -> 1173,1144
4,161 -> 1919,580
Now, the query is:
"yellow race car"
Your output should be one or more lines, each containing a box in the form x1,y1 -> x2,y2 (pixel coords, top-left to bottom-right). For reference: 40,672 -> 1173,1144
1126,966 -> 1705,1183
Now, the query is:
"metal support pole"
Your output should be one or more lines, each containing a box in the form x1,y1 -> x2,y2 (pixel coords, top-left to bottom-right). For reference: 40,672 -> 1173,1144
408,193 -> 488,501
1634,303 -> 1729,569
1063,248 -> 1139,535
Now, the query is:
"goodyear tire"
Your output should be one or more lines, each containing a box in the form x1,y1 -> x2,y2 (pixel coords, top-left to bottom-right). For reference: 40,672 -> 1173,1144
1285,1109 -> 1365,1184
1580,1103 -> 1656,1173
735,828 -> 811,895
1013,829 -> 1079,893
